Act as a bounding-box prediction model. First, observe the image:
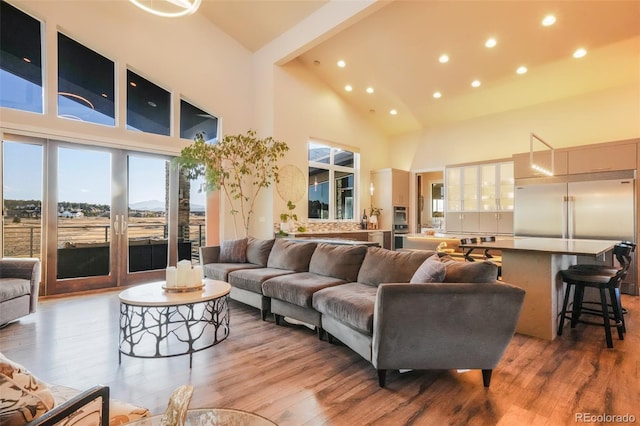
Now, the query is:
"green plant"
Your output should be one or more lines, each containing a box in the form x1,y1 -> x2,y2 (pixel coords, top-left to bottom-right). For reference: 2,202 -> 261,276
280,200 -> 298,222
176,130 -> 289,237
369,206 -> 382,216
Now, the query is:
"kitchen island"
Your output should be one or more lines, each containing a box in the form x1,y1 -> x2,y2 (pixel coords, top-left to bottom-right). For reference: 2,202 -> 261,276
459,237 -> 619,340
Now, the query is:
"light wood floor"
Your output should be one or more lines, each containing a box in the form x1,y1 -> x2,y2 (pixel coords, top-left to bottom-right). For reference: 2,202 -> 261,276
1,291 -> 638,425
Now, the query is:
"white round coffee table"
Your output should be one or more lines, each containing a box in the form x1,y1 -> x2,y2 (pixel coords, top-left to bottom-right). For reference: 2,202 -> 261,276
118,279 -> 231,367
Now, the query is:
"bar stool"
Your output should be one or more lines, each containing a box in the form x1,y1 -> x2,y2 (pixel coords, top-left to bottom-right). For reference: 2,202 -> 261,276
569,242 -> 634,329
558,244 -> 631,348
459,237 -> 478,261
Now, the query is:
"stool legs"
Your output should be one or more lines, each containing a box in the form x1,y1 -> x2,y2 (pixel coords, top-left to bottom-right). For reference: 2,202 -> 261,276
599,288 -> 614,348
571,285 -> 585,329
557,279 -> 626,348
608,287 -> 625,340
558,282 -> 573,336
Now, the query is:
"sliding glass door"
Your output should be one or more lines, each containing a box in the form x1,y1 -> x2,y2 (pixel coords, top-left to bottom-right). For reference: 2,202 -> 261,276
2,140 -> 43,261
2,136 -> 202,295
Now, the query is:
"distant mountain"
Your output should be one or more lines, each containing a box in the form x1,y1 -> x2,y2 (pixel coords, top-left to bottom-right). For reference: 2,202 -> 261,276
129,199 -> 205,212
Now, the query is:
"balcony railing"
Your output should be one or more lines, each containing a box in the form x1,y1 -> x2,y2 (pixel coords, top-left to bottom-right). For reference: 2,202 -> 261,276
3,224 -> 206,261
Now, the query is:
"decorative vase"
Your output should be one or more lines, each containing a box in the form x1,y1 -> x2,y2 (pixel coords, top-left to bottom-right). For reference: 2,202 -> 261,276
370,215 -> 378,229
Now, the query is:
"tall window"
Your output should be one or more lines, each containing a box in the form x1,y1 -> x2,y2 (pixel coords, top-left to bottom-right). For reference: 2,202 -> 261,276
308,141 -> 359,220
0,1 -> 43,114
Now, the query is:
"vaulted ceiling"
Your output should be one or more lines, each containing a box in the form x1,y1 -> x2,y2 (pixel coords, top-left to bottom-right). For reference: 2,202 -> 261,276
199,0 -> 640,136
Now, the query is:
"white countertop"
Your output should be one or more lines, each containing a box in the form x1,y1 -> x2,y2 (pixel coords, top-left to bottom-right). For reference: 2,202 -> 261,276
459,237 -> 619,256
287,230 -> 390,235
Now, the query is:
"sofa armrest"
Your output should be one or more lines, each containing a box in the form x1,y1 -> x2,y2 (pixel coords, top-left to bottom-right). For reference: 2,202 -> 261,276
372,282 -> 525,370
199,245 -> 221,265
0,258 -> 41,313
26,385 -> 109,426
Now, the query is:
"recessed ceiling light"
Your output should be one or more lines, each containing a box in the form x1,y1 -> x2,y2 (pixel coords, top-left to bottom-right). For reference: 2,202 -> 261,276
542,14 -> 556,26
129,81 -> 137,87
147,101 -> 157,107
23,57 -> 32,63
516,66 -> 528,74
439,54 -> 449,63
573,48 -> 587,58
433,92 -> 442,99
366,87 -> 374,94
485,38 -> 497,48
471,80 -> 481,88
344,85 -> 353,92
390,109 -> 398,115
101,93 -> 108,98
337,60 -> 346,68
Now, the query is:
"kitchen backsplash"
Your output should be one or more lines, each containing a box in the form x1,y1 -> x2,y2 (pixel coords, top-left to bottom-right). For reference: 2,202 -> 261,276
273,221 -> 363,233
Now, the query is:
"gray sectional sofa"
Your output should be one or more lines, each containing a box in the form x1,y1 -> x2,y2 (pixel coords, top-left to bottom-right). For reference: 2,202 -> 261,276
200,237 -> 525,387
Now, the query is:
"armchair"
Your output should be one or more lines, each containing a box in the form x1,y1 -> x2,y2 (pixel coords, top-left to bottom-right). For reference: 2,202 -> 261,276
0,258 -> 41,326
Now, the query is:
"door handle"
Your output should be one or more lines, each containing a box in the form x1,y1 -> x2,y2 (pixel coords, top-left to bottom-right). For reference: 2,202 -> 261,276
121,215 -> 127,236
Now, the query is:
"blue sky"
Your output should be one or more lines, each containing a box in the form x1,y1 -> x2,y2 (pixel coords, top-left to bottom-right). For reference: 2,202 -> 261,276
3,141 -> 205,206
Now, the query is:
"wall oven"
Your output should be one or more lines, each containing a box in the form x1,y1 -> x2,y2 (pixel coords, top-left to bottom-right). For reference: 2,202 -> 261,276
392,206 -> 408,250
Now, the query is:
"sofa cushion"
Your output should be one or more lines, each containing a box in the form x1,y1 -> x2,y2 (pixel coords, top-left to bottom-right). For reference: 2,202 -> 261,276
202,263 -> 262,281
0,352 -> 55,425
410,254 -> 446,283
228,268 -> 295,293
267,239 -> 317,272
357,248 -> 435,286
262,273 -> 347,308
219,238 -> 248,263
442,259 -> 499,283
312,282 -> 378,335
308,244 -> 367,282
0,279 -> 31,301
246,237 -> 275,267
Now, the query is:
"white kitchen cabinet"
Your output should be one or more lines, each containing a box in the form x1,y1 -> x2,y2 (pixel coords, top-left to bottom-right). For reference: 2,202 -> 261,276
445,211 -> 480,233
567,143 -> 636,174
446,161 -> 513,234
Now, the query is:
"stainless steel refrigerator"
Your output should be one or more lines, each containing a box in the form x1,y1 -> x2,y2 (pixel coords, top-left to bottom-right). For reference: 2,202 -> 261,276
514,171 -> 637,294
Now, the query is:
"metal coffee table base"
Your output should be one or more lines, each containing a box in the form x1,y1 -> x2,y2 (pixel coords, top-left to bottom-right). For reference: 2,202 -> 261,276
119,295 -> 229,367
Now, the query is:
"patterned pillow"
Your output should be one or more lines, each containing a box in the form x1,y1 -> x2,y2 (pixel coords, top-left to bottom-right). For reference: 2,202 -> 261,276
49,385 -> 151,426
219,238 -> 248,263
0,353 -> 55,425
410,254 -> 446,283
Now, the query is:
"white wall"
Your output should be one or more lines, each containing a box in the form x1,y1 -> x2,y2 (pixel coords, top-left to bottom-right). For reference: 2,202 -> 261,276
269,59 -> 389,226
393,83 -> 640,171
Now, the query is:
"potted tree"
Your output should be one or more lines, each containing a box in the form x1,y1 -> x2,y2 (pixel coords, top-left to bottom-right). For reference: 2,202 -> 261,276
176,130 -> 289,238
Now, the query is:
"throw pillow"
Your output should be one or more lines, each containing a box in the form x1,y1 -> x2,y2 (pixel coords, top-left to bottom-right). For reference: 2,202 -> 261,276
0,353 -> 55,425
443,260 -> 499,283
219,238 -> 248,263
410,254 -> 446,283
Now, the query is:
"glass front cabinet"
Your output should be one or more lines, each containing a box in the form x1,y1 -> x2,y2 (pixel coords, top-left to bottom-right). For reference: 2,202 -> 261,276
445,161 -> 514,234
